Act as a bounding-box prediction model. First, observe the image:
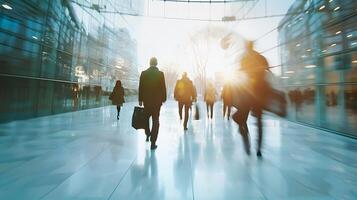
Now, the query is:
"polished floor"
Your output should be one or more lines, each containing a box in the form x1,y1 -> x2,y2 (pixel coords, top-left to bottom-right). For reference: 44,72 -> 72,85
0,101 -> 357,200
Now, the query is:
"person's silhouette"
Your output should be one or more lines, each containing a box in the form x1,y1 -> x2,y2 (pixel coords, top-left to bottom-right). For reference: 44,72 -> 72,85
233,40 -> 270,157
110,80 -> 125,120
139,57 -> 167,150
221,82 -> 233,120
204,82 -> 216,119
174,72 -> 197,130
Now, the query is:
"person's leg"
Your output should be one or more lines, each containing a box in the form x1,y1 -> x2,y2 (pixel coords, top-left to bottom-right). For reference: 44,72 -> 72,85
183,103 -> 190,130
256,107 -> 263,157
178,102 -> 183,120
206,103 -> 209,118
210,103 -> 214,119
144,108 -> 152,142
150,106 -> 161,149
116,106 -> 121,119
227,105 -> 231,120
233,108 -> 250,155
223,103 -> 227,118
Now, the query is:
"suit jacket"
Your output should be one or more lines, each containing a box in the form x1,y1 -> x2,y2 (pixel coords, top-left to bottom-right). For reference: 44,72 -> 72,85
139,66 -> 167,107
174,77 -> 196,104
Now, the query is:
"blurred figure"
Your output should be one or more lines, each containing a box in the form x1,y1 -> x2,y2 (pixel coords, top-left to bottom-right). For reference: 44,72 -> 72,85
174,72 -> 197,130
110,80 -> 125,120
205,82 -> 216,119
289,89 -> 303,113
221,83 -> 233,120
233,40 -> 269,157
72,84 -> 79,110
139,57 -> 167,150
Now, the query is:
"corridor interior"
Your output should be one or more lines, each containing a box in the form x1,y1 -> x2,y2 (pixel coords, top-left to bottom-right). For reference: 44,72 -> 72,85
0,101 -> 356,200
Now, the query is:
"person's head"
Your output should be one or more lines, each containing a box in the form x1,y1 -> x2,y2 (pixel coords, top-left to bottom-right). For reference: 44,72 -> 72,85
115,80 -> 122,87
182,72 -> 188,79
150,57 -> 158,67
245,40 -> 254,51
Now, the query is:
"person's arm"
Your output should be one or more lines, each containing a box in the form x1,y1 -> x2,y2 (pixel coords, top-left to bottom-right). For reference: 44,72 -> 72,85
161,72 -> 167,103
174,80 -> 179,100
121,87 -> 125,102
138,72 -> 144,106
192,84 -> 197,102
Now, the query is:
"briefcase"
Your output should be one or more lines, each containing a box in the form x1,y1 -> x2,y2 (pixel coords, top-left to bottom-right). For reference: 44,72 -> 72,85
132,106 -> 146,130
264,89 -> 287,117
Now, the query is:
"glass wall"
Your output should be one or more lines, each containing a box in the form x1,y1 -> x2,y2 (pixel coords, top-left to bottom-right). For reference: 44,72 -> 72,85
278,0 -> 357,136
0,0 -> 143,122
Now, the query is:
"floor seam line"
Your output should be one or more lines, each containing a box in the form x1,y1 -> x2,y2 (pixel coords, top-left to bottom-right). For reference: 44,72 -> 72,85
38,143 -> 109,200
107,155 -> 138,200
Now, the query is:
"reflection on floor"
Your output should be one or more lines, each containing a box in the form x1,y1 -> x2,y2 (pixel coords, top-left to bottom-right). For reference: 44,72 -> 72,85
0,101 -> 356,200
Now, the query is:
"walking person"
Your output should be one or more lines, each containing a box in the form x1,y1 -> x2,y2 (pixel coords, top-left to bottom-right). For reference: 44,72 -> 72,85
109,80 -> 125,120
232,40 -> 270,157
139,57 -> 167,150
221,82 -> 233,120
204,82 -> 216,119
174,72 -> 197,130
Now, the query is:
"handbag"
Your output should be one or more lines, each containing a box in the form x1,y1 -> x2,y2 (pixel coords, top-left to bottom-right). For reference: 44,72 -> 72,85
131,106 -> 146,130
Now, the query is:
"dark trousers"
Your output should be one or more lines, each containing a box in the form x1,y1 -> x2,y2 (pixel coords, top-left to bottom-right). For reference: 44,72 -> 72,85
116,106 -> 121,116
178,102 -> 184,120
206,102 -> 214,118
233,105 -> 263,153
144,106 -> 161,145
179,102 -> 190,128
223,103 -> 232,119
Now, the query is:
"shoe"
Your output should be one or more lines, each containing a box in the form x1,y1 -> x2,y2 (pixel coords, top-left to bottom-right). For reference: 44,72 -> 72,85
184,127 -> 188,131
117,116 -> 119,120
257,150 -> 262,157
146,135 -> 150,142
151,144 -> 158,150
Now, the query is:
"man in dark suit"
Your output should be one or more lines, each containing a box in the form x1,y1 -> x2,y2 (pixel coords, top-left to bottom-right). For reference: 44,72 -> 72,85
139,57 -> 167,150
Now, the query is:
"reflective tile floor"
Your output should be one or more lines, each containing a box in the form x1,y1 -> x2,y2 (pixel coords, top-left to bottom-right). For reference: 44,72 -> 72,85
0,101 -> 357,200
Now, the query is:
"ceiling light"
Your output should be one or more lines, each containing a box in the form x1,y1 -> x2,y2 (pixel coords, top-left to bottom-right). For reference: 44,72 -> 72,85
331,43 -> 336,47
335,31 -> 341,35
319,5 -> 326,11
305,65 -> 317,69
280,76 -> 290,79
296,43 -> 301,47
1,3 -> 12,10
352,60 -> 357,64
32,36 -> 38,40
285,71 -> 295,74
334,6 -> 340,11
306,49 -> 311,52
347,34 -> 353,38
